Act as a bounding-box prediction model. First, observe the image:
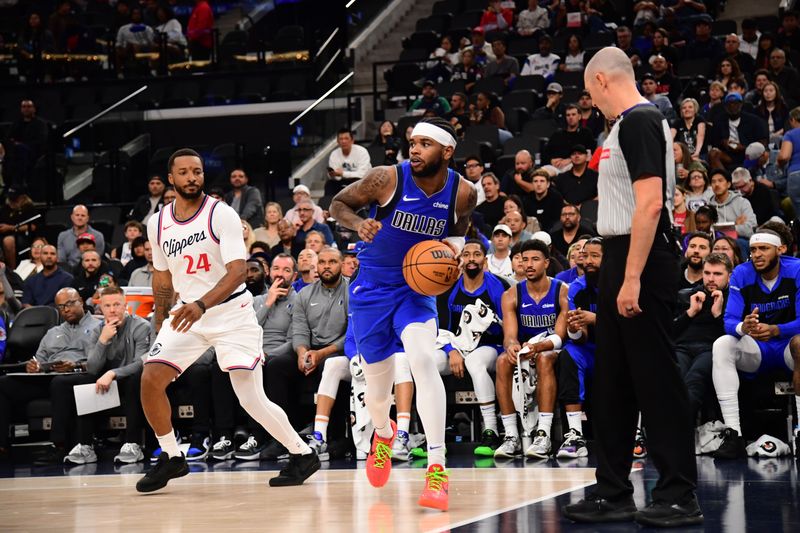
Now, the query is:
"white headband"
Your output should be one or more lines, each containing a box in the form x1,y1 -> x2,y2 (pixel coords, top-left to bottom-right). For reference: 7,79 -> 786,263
749,232 -> 782,248
411,122 -> 457,148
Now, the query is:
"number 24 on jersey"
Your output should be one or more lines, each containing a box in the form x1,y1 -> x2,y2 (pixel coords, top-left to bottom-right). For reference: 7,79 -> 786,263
185,253 -> 211,274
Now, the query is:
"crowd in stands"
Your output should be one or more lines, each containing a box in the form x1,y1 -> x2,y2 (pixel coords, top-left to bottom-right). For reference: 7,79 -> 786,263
1,0 -> 800,466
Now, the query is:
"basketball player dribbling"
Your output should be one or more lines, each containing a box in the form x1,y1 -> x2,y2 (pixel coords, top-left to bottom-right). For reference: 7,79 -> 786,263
331,118 -> 477,511
135,149 -> 319,493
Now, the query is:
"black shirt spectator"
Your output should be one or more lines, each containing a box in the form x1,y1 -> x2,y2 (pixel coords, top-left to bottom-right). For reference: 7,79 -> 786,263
500,150 -> 534,198
731,168 -> 779,224
129,175 -> 165,224
555,146 -> 599,206
723,35 -> 756,75
686,18 -> 725,61
0,100 -> 49,186
708,94 -> 769,169
476,174 -> 506,229
549,204 -> 595,257
525,170 -> 564,232
544,105 -> 597,172
768,48 -> 800,103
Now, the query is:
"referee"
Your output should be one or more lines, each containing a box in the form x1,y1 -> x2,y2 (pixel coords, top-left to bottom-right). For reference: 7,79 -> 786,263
562,47 -> 702,528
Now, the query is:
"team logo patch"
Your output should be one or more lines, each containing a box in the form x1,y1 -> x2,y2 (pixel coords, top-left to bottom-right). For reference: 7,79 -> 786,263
0,328 -> 6,342
150,343 -> 162,356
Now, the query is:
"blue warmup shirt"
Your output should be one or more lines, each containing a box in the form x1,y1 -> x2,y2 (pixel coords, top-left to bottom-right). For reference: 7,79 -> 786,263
555,266 -> 580,284
516,277 -> 563,341
356,162 -> 460,284
725,256 -> 800,340
438,272 -> 509,353
567,274 -> 599,347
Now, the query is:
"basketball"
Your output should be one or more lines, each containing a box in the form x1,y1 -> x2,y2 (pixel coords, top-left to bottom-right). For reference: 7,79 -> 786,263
402,240 -> 460,296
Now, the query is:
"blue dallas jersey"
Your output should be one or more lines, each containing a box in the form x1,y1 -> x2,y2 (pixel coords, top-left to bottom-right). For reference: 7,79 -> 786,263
567,275 -> 598,347
356,161 -> 460,284
725,256 -> 800,339
516,277 -> 563,341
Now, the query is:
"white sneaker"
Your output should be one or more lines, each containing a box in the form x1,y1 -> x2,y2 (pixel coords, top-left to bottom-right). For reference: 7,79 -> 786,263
306,432 -> 329,461
493,435 -> 522,458
525,430 -> 551,459
114,442 -> 144,464
556,429 -> 588,459
391,430 -> 411,462
64,443 -> 97,465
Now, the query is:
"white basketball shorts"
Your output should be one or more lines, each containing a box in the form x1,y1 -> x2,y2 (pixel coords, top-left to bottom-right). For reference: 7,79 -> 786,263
146,291 -> 263,373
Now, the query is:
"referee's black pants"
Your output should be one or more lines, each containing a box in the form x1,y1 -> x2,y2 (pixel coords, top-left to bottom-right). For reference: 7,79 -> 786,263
593,237 -> 697,504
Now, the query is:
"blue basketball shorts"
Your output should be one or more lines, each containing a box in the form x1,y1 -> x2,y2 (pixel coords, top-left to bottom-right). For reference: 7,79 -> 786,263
348,276 -> 438,364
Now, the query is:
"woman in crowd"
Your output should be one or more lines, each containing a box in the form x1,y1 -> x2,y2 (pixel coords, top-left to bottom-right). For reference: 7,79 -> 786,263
253,202 -> 283,249
712,236 -> 744,267
242,220 -> 256,251
559,34 -> 585,72
671,98 -> 706,161
755,33 -> 776,70
451,48 -> 483,93
746,69 -> 771,106
14,236 -> 46,281
673,185 -> 696,235
715,57 -> 742,89
684,165 -> 714,211
777,107 -> 800,216
425,35 -> 460,82
673,141 -> 693,182
155,5 -> 187,60
469,91 -> 512,143
756,81 -> 789,141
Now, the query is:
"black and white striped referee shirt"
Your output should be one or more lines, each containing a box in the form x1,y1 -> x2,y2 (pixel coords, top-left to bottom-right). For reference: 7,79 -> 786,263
597,103 -> 675,244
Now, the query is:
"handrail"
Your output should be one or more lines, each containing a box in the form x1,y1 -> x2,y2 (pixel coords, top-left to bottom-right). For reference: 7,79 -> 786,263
289,71 -> 354,126
62,85 -> 148,139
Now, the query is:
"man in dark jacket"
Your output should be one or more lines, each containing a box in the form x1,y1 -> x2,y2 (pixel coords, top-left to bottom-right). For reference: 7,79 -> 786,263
673,253 -> 731,420
128,175 -> 165,224
224,168 -> 264,229
731,167 -> 780,224
708,93 -> 769,170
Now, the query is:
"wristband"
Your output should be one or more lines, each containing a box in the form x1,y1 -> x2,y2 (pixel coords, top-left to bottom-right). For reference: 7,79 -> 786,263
568,329 -> 583,340
546,334 -> 563,351
194,300 -> 207,314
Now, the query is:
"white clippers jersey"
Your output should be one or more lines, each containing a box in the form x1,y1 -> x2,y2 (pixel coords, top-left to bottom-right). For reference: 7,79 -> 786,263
147,195 -> 247,303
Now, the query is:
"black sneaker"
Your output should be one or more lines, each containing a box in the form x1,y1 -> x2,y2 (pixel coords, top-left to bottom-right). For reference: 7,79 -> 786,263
474,429 -> 502,457
268,450 -> 321,487
259,438 -> 289,461
234,435 -> 267,461
634,497 -> 704,527
713,428 -> 746,460
135,452 -> 190,493
209,436 -> 235,461
33,445 -> 66,466
562,493 -> 637,523
185,435 -> 210,461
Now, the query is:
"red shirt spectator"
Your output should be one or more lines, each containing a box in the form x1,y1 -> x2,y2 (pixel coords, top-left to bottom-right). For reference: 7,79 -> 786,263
187,0 -> 214,53
479,1 -> 513,32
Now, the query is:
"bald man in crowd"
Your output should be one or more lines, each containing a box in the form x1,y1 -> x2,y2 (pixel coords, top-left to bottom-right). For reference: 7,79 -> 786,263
57,205 -> 106,267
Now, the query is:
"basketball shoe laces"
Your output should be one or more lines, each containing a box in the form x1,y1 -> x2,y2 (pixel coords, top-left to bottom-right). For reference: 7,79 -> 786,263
372,441 -> 392,469
424,467 -> 448,492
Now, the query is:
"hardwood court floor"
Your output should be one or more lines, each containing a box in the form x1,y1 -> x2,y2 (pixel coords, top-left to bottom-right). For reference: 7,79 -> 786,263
0,466 -> 596,532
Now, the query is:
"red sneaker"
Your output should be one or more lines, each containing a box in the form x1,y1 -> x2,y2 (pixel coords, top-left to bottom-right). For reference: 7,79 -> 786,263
418,464 -> 449,511
366,420 -> 396,488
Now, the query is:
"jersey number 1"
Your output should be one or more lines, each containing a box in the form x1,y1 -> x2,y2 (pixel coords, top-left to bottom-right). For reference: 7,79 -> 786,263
185,253 -> 211,274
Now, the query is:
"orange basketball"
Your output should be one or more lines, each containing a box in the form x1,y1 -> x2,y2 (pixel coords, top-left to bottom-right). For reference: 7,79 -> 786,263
402,240 -> 460,296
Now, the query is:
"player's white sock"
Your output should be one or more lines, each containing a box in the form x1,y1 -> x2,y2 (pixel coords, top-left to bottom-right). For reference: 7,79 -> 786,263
362,356 -> 396,439
401,320 -> 447,467
537,412 -> 554,437
566,411 -> 583,433
428,443 -> 446,467
397,412 -> 411,435
480,404 -> 498,433
712,337 -> 743,434
230,368 -> 311,455
501,414 -> 518,438
156,430 -> 181,458
314,416 -> 329,442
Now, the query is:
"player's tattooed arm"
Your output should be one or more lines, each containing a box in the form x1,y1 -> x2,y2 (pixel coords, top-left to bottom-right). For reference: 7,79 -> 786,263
152,269 -> 175,333
452,179 -> 478,237
330,165 -> 395,242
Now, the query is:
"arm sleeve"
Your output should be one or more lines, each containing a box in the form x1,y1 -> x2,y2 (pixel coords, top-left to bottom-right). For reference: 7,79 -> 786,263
291,292 -> 311,351
618,108 -> 667,182
212,204 -> 248,265
724,271 -> 745,337
775,284 -> 800,339
114,321 -> 150,379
